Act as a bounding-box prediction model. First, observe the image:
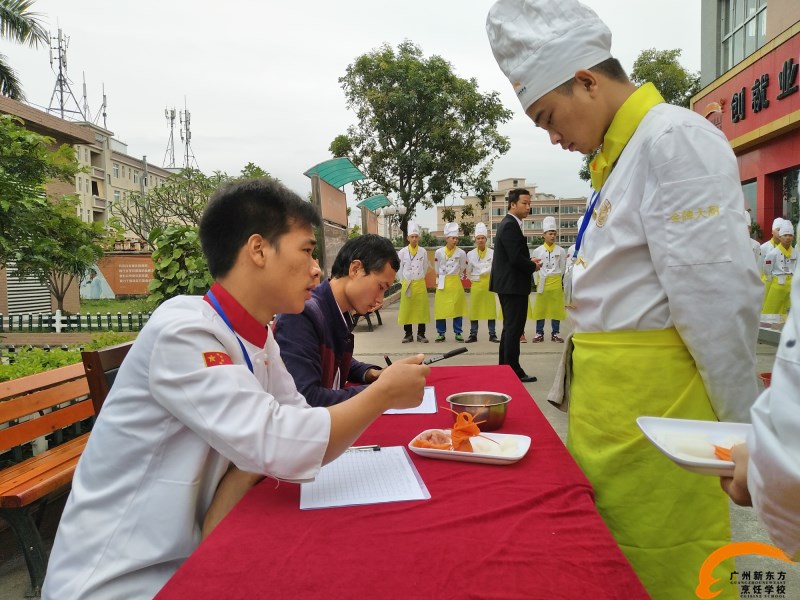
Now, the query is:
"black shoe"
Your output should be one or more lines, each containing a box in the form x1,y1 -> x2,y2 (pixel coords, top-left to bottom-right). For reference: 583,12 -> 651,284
465,335 -> 478,343
402,334 -> 413,343
417,335 -> 429,343
518,374 -> 537,383
489,335 -> 499,343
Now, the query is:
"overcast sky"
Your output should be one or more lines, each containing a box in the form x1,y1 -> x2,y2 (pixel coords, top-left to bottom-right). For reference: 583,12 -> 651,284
5,0 -> 701,228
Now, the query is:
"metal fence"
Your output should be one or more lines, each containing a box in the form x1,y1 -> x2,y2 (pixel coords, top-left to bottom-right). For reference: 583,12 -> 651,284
0,312 -> 152,333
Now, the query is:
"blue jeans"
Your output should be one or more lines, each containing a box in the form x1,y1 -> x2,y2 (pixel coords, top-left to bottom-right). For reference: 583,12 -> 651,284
436,317 -> 462,335
470,320 -> 496,336
536,319 -> 560,335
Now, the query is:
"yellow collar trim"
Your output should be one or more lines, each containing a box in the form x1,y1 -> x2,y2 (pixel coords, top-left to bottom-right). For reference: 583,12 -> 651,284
477,247 -> 487,259
544,242 -> 555,252
409,245 -> 418,257
590,83 -> 665,191
444,245 -> 456,258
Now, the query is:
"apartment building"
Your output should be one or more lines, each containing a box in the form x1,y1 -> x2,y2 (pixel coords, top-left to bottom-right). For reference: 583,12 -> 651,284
72,122 -> 174,247
437,178 -> 587,246
695,0 -> 800,234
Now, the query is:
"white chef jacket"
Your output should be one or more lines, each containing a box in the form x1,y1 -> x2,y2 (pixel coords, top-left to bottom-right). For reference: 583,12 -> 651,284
43,292 -> 330,599
760,239 -> 779,276
748,273 -> 800,560
750,238 -> 762,268
466,247 -> 494,281
763,245 -> 798,280
434,247 -> 467,289
531,243 -> 566,292
397,245 -> 429,282
571,103 -> 762,423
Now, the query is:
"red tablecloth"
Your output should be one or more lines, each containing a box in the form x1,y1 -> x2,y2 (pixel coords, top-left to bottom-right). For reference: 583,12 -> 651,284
156,365 -> 647,599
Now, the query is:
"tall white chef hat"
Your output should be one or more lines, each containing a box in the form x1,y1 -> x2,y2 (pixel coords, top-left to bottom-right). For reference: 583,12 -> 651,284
772,217 -> 785,231
486,0 -> 613,111
407,221 -> 420,236
779,220 -> 794,236
542,216 -> 557,232
444,222 -> 460,238
474,222 -> 488,237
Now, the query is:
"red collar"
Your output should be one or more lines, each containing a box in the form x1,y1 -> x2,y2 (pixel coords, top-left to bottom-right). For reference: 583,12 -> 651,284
203,282 -> 268,348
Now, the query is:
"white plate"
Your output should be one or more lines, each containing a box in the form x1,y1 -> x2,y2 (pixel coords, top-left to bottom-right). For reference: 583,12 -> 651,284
408,429 -> 531,465
636,417 -> 752,477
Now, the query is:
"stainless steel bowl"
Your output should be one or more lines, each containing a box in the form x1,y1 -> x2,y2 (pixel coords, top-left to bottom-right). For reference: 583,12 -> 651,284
446,391 -> 511,431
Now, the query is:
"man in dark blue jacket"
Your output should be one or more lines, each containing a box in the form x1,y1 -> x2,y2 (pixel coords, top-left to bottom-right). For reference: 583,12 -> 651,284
274,234 -> 399,406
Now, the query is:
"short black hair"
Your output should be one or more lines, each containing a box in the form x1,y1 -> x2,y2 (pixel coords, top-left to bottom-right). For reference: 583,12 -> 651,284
199,178 -> 321,279
330,234 -> 399,278
554,58 -> 629,95
507,188 -> 531,210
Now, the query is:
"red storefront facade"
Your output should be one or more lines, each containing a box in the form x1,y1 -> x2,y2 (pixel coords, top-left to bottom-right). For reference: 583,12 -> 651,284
693,22 -> 800,241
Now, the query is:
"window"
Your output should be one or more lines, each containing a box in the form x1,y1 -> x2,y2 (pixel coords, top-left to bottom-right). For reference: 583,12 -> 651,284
719,0 -> 767,72
113,162 -> 120,178
84,148 -> 88,162
133,170 -> 139,184
780,168 -> 800,228
77,177 -> 82,192
114,190 -> 121,203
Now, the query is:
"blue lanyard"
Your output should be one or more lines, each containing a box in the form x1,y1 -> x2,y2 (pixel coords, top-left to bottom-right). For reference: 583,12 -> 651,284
205,290 -> 254,374
574,189 -> 602,256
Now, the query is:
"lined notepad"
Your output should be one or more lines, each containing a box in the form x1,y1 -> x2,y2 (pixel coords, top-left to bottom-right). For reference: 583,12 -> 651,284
300,446 -> 430,510
384,386 -> 437,415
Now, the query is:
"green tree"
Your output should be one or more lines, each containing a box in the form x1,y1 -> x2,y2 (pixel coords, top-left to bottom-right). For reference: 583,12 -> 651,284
330,41 -> 512,238
0,114 -> 81,267
0,0 -> 48,100
579,48 -> 699,182
12,196 -> 109,311
147,225 -> 214,305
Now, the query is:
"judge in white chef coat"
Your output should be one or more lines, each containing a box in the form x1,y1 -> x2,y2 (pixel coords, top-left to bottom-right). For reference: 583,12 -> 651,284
487,1 -> 762,598
721,272 -> 800,562
42,178 -> 430,600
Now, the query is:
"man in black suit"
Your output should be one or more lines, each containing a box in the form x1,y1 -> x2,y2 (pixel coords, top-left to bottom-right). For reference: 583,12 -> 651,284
490,188 -> 542,382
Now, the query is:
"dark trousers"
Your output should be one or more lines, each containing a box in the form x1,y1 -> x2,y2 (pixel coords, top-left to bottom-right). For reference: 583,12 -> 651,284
404,324 -> 426,335
498,294 -> 528,378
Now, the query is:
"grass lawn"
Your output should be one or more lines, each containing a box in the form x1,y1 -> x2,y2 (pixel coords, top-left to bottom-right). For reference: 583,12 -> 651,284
79,298 -> 155,315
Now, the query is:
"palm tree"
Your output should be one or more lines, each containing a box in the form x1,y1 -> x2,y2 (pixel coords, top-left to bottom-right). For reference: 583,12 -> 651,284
0,0 -> 48,101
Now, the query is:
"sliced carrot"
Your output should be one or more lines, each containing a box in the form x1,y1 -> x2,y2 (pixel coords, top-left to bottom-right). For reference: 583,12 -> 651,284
714,445 -> 733,461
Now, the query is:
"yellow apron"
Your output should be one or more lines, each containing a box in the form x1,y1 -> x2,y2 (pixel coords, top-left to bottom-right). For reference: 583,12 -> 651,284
468,273 -> 497,320
762,275 -> 792,316
568,328 -> 736,600
434,274 -> 468,319
531,275 -> 565,321
397,279 -> 430,324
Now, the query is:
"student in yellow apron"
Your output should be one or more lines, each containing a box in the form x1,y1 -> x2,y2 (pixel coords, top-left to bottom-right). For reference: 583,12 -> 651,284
397,221 -> 431,343
762,220 -> 797,316
466,222 -> 499,343
530,216 -> 567,342
434,222 -> 468,342
488,2 -> 762,598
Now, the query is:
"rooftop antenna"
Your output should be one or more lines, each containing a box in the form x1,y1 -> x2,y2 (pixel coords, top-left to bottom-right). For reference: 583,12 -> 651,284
47,28 -> 85,120
93,83 -> 108,129
81,72 -> 90,121
178,97 -> 199,170
163,107 -> 177,168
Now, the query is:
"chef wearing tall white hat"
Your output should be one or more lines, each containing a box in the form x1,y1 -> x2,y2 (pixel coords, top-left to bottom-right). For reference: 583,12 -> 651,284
762,219 -> 797,316
530,216 -> 566,342
397,221 -> 431,343
760,217 -> 786,281
487,0 -> 762,597
465,222 -> 499,342
433,222 -> 468,342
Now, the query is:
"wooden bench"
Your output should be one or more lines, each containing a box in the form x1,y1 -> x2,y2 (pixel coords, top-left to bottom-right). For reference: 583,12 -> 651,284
0,363 -> 94,597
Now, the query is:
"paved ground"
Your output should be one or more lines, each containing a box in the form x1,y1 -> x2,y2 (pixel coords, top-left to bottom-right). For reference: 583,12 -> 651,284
1,295 -> 796,597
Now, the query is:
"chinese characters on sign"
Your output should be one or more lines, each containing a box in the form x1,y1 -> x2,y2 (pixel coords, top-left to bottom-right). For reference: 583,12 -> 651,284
731,56 -> 799,123
118,263 -> 153,285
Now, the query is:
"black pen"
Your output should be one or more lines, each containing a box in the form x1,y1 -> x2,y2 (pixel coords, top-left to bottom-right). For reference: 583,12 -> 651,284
349,445 -> 381,451
384,354 -> 392,366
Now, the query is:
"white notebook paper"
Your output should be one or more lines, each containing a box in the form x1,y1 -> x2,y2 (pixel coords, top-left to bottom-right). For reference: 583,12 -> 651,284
300,446 -> 430,510
384,386 -> 437,415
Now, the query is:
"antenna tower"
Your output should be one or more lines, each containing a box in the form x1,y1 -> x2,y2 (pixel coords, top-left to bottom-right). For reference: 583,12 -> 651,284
163,107 -> 177,168
178,99 -> 199,169
47,28 -> 85,120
